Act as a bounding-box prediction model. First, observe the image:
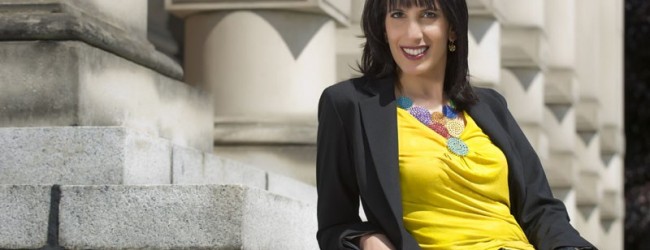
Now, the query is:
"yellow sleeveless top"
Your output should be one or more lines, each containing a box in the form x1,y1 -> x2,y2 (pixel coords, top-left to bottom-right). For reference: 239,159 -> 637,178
397,108 -> 535,250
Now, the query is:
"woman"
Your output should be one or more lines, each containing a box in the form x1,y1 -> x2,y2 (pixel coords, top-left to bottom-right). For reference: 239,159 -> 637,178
316,0 -> 597,249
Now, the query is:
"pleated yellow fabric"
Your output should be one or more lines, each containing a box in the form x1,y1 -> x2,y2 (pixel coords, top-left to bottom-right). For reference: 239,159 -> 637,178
397,108 -> 535,250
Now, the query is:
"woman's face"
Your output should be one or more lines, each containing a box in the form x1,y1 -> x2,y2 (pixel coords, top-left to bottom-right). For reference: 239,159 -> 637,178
385,2 -> 455,78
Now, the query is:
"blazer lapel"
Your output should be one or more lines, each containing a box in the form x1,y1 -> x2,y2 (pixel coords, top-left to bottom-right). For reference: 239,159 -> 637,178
466,99 -> 514,154
357,76 -> 403,225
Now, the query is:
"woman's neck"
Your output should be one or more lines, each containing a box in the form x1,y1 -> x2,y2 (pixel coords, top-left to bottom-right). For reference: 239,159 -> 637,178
396,73 -> 446,109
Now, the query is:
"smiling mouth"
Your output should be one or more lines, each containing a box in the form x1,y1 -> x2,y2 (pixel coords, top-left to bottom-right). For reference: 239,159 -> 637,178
401,46 -> 429,59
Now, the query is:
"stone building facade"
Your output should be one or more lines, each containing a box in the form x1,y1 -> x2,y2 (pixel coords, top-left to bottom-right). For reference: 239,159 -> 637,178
0,0 -> 623,249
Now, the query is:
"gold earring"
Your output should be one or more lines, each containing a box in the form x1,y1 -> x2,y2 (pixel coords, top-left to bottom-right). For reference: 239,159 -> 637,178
448,40 -> 456,52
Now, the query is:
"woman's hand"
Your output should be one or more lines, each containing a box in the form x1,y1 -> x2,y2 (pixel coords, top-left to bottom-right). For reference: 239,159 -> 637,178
359,233 -> 396,250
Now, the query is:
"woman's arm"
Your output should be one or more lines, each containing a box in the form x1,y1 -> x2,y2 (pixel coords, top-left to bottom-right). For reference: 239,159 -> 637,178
359,234 -> 396,250
316,88 -> 382,249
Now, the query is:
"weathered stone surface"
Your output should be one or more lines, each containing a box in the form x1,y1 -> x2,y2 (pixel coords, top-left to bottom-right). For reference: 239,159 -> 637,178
213,145 -> 317,185
172,145 -> 266,189
240,185 -> 317,249
0,127 -> 171,185
0,185 -> 51,249
59,185 -> 318,249
0,41 -> 213,152
267,172 -> 316,205
576,171 -> 602,206
173,145 -> 317,204
171,145 -> 205,184
213,120 -> 317,144
0,0 -> 180,79
167,0 -> 351,26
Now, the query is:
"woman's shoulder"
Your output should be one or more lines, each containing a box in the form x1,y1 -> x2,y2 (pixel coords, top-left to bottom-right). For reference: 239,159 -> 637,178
472,86 -> 508,110
321,76 -> 371,104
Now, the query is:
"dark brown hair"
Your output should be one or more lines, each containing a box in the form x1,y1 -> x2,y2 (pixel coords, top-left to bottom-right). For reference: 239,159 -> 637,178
359,0 -> 477,110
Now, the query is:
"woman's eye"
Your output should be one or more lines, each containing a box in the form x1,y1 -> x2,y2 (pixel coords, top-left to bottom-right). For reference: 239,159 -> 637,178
389,11 -> 405,18
423,11 -> 437,18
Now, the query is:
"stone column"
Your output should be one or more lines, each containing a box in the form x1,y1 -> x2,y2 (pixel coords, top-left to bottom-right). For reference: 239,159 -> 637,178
595,0 -> 625,248
493,0 -> 547,159
573,0 -> 606,243
467,0 -> 501,89
542,0 -> 582,225
167,0 -> 349,185
336,0 -> 364,81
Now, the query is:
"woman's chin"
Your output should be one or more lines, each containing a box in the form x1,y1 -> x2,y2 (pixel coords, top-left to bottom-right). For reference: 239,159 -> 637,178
398,67 -> 431,77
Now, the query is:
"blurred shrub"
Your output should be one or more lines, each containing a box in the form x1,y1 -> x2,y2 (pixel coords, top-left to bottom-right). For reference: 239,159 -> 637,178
625,0 -> 650,249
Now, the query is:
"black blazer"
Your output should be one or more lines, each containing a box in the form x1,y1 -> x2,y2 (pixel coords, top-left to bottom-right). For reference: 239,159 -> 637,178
316,75 -> 595,250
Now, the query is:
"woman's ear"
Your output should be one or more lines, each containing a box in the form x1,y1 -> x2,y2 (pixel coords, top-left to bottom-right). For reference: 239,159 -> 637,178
449,28 -> 457,42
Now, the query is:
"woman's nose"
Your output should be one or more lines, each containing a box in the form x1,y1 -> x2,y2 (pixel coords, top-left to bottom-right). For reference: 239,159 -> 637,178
406,20 -> 423,40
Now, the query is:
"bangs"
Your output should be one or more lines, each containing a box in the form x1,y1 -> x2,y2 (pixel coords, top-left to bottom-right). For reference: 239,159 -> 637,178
388,0 -> 437,10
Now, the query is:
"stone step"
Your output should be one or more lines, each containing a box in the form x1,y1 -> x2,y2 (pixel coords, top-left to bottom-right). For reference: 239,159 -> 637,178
0,185 -> 51,249
0,126 -> 316,204
0,127 -> 172,185
0,184 -> 317,249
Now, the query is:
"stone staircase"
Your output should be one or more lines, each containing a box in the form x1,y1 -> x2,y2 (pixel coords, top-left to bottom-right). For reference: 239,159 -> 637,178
0,128 -> 318,250
0,0 -> 318,249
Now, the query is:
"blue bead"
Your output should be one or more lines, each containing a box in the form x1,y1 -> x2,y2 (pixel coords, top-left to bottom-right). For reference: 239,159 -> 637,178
397,96 -> 413,109
443,105 -> 458,119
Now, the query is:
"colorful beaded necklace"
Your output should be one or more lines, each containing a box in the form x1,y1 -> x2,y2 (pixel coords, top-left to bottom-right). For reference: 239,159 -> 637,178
397,96 -> 469,156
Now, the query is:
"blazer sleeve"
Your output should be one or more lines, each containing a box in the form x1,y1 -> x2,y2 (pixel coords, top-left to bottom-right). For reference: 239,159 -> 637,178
316,89 -> 381,249
485,89 -> 596,250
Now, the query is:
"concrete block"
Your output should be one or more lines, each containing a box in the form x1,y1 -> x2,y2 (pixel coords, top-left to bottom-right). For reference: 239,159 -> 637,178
70,0 -> 148,37
0,41 -> 213,152
0,0 -> 180,79
576,99 -> 600,132
59,185 -> 318,249
542,152 -> 579,188
0,185 -> 51,249
575,132 -> 604,173
172,145 -> 266,189
171,145 -> 205,184
600,190 -> 623,220
520,124 -> 548,159
545,68 -> 579,104
543,105 -> 576,152
575,171 -> 602,206
203,154 -> 267,189
213,145 -> 317,185
468,16 -> 501,88
493,0 -> 544,27
501,67 -> 544,124
167,0 -> 351,26
213,120 -> 317,145
173,145 -> 315,204
599,218 -> 623,250
267,172 -> 317,205
0,127 -> 171,185
600,126 -> 625,154
501,27 -> 547,67
575,206 -> 601,247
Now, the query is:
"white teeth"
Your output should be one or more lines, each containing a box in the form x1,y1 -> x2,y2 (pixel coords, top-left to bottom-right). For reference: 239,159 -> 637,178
403,47 -> 426,56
